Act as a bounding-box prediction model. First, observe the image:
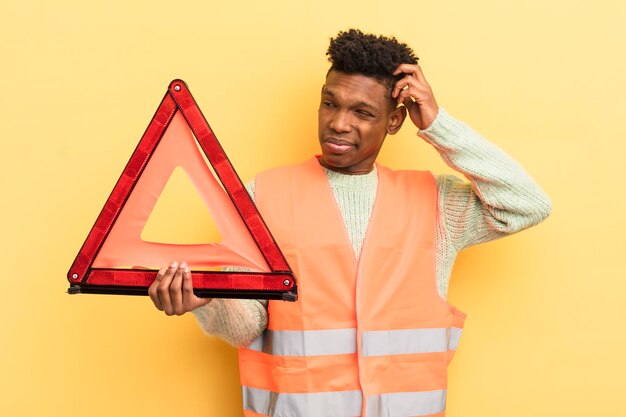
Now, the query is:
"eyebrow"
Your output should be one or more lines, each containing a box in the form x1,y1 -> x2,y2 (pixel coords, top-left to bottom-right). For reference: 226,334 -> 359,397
322,87 -> 378,111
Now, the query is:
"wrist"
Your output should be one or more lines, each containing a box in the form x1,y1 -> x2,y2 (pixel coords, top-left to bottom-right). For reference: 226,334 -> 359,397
421,105 -> 439,130
418,107 -> 448,135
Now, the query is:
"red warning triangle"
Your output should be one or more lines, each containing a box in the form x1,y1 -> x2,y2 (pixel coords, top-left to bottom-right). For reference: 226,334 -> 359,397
67,80 -> 297,301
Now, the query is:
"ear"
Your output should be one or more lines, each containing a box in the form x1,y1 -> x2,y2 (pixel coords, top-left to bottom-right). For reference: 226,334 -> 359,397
387,106 -> 407,135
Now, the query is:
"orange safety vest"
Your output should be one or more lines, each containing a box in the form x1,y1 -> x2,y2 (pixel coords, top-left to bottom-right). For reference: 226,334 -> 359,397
239,157 -> 466,417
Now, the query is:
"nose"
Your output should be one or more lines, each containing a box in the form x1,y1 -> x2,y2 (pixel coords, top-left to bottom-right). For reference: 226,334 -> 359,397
330,110 -> 352,133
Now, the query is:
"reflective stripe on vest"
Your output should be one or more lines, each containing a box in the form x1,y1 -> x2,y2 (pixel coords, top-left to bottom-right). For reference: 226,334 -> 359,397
361,327 -> 462,357
366,390 -> 447,417
247,327 -> 462,356
243,386 -> 362,417
243,386 -> 447,417
247,328 -> 357,356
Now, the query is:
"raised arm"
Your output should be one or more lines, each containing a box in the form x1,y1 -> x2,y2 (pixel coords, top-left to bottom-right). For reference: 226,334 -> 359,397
393,63 -> 551,251
420,108 -> 552,251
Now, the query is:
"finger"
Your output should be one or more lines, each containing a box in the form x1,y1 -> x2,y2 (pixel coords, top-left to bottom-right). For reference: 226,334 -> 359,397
182,263 -> 194,299
392,75 -> 416,99
393,64 -> 429,94
394,63 -> 427,85
182,266 -> 212,309
149,266 -> 168,311
158,261 -> 178,315
398,81 -> 434,105
393,63 -> 420,77
170,262 -> 185,315
396,88 -> 418,106
412,64 -> 428,84
403,96 -> 419,112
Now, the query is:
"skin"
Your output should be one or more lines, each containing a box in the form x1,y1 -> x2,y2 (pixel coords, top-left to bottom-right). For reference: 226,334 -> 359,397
318,70 -> 407,174
392,63 -> 439,131
148,261 -> 210,315
149,63 -> 440,315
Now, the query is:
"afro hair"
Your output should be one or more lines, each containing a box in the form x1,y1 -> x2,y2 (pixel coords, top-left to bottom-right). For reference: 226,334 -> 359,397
326,29 -> 419,92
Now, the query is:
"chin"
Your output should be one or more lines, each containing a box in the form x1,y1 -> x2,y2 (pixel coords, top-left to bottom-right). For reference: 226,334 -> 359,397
319,154 -> 347,169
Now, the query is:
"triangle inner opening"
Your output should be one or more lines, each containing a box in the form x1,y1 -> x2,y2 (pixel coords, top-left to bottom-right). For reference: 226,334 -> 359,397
140,166 -> 222,244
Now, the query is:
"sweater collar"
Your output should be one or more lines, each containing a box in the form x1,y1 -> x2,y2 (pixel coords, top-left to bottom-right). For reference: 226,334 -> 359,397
320,164 -> 378,190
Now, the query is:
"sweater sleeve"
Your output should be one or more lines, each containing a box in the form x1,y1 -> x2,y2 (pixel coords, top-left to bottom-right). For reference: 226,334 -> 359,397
190,181 -> 269,348
191,298 -> 267,347
418,108 -> 552,252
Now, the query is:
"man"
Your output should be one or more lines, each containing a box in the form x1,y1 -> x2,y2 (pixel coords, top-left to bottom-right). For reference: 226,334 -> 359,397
148,29 -> 551,417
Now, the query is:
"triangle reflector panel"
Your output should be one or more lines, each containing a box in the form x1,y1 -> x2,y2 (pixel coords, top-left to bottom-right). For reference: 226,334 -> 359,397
67,79 -> 297,301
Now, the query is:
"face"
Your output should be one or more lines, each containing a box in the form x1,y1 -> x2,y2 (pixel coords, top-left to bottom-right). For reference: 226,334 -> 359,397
318,70 -> 406,175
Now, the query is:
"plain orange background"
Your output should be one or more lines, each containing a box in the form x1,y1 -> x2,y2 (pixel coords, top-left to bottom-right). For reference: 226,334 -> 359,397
1,1 -> 625,416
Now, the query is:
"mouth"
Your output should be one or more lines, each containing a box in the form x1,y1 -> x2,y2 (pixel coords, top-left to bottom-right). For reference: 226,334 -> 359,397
323,137 -> 356,154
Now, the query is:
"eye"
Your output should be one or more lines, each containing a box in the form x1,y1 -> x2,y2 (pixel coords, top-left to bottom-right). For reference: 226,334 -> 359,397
356,110 -> 373,118
322,100 -> 336,108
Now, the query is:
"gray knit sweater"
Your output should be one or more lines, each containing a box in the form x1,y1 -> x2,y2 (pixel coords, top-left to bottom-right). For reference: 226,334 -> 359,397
191,108 -> 552,347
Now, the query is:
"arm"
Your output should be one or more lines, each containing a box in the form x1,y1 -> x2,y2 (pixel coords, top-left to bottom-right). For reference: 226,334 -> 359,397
191,298 -> 267,347
393,64 -> 551,252
420,108 -> 552,250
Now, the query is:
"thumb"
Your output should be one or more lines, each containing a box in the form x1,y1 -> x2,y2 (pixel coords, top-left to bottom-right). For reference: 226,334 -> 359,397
182,266 -> 212,309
